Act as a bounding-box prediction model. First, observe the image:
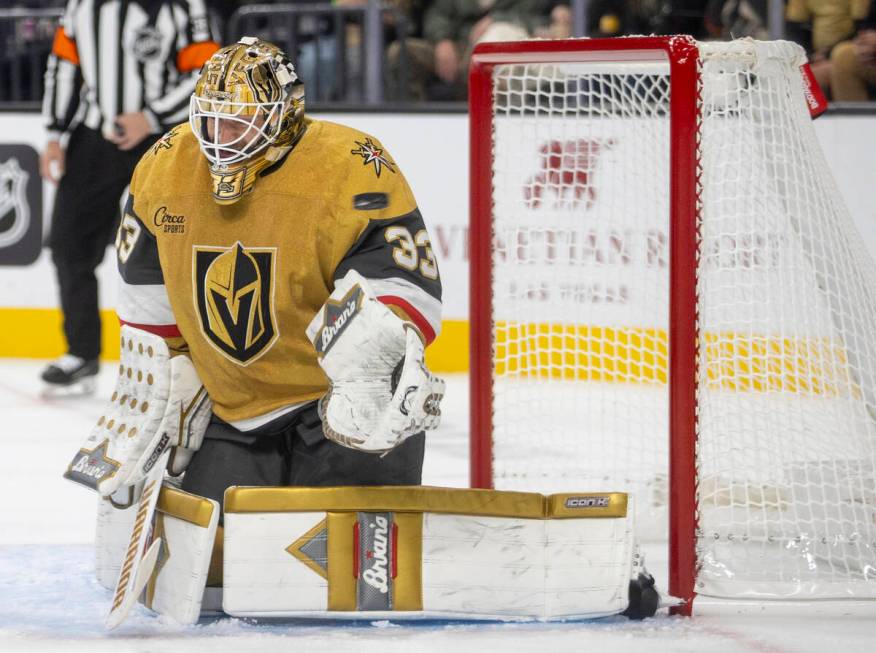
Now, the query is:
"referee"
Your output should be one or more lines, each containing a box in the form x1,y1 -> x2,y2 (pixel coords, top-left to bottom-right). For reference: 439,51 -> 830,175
39,0 -> 219,391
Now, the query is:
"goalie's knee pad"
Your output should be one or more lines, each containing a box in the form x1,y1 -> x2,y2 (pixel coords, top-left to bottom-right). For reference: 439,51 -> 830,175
306,271 -> 445,453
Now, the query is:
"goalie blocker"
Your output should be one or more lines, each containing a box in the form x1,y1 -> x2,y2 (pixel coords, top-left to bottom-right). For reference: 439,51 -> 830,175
306,270 -> 445,453
97,485 -> 658,623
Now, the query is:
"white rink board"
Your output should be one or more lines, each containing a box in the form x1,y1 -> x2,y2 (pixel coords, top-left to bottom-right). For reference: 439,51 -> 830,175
0,111 -> 875,322
492,114 -> 669,327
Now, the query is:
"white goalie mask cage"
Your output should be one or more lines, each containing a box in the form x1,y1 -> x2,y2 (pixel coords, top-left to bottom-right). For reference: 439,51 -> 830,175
188,95 -> 287,168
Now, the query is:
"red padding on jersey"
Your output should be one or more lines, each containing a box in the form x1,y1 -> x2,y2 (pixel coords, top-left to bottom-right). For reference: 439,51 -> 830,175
378,296 -> 436,344
51,27 -> 79,65
119,320 -> 181,339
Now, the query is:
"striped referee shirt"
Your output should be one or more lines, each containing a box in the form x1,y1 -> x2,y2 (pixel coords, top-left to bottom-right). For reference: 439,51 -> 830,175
42,0 -> 219,141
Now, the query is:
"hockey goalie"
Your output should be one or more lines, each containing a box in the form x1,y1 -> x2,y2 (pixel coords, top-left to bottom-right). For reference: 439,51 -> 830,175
63,37 -> 657,628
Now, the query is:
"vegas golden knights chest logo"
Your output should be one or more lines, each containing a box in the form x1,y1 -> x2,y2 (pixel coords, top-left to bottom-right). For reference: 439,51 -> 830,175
194,242 -> 278,365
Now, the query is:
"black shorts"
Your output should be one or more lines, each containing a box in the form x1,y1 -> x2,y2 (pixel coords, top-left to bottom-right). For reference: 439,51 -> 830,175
180,401 -> 425,516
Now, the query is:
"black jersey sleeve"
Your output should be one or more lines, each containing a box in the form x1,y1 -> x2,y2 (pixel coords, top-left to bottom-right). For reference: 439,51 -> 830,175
334,207 -> 442,344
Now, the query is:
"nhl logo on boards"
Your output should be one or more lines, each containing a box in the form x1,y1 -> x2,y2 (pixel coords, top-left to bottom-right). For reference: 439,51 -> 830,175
193,242 -> 278,366
0,145 -> 41,266
0,157 -> 29,250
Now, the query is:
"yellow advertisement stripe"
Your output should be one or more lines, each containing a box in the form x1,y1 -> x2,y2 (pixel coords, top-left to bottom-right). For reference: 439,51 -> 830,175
0,308 -> 121,359
702,332 -> 852,395
492,322 -> 854,397
495,322 -> 667,383
0,309 -> 855,396
0,308 -> 468,371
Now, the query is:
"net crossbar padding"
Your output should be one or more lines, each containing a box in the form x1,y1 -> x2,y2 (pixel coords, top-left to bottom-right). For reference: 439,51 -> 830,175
468,36 -> 876,613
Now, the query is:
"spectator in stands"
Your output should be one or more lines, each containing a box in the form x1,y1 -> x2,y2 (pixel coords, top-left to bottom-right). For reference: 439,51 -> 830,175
624,0 -> 710,38
0,1 -> 67,102
37,0 -> 219,391
386,0 -> 559,101
340,0 -> 429,102
230,0 -> 339,101
786,0 -> 871,91
704,0 -> 769,40
829,0 -> 876,99
229,0 -> 381,102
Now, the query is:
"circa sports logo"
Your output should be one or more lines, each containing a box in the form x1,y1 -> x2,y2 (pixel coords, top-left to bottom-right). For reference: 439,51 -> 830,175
152,206 -> 185,234
193,242 -> 278,366
351,137 -> 395,178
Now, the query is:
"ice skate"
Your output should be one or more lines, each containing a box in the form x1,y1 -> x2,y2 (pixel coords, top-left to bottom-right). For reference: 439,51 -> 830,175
40,354 -> 99,398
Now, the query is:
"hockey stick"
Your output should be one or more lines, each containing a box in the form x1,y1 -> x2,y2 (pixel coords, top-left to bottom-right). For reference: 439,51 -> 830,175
105,447 -> 171,630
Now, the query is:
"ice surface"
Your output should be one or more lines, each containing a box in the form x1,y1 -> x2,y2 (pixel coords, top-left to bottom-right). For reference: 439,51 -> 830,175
1,361 -> 875,652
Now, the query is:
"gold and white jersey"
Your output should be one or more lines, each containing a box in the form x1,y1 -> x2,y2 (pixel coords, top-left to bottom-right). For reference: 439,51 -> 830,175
115,120 -> 442,428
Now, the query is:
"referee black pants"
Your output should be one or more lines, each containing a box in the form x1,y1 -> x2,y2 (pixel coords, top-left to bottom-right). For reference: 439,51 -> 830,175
49,126 -> 158,360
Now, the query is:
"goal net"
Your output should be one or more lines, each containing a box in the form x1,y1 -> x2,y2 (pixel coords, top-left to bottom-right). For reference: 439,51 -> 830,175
468,37 -> 876,608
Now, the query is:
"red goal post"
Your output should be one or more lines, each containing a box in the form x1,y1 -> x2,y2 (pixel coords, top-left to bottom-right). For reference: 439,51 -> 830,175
469,35 -> 700,615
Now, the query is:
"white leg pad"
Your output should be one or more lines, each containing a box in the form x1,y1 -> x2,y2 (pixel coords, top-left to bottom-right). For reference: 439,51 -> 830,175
142,486 -> 219,624
95,491 -> 138,591
222,486 -> 634,620
94,484 -> 219,624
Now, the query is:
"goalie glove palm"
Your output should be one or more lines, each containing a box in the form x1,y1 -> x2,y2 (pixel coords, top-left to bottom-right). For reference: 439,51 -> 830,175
307,271 -> 444,453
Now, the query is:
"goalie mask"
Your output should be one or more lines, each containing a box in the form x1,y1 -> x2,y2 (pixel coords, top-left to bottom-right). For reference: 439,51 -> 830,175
189,36 -> 306,205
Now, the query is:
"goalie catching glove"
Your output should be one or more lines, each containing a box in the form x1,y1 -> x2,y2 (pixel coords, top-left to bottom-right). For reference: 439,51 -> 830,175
64,325 -> 212,497
306,270 -> 444,453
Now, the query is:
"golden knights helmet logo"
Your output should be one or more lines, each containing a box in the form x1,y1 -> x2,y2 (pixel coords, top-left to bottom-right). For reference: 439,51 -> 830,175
0,158 -> 30,249
194,242 -> 278,365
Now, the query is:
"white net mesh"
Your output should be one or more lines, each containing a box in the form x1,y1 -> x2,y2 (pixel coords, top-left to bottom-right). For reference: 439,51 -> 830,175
481,38 -> 876,599
695,40 -> 876,598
